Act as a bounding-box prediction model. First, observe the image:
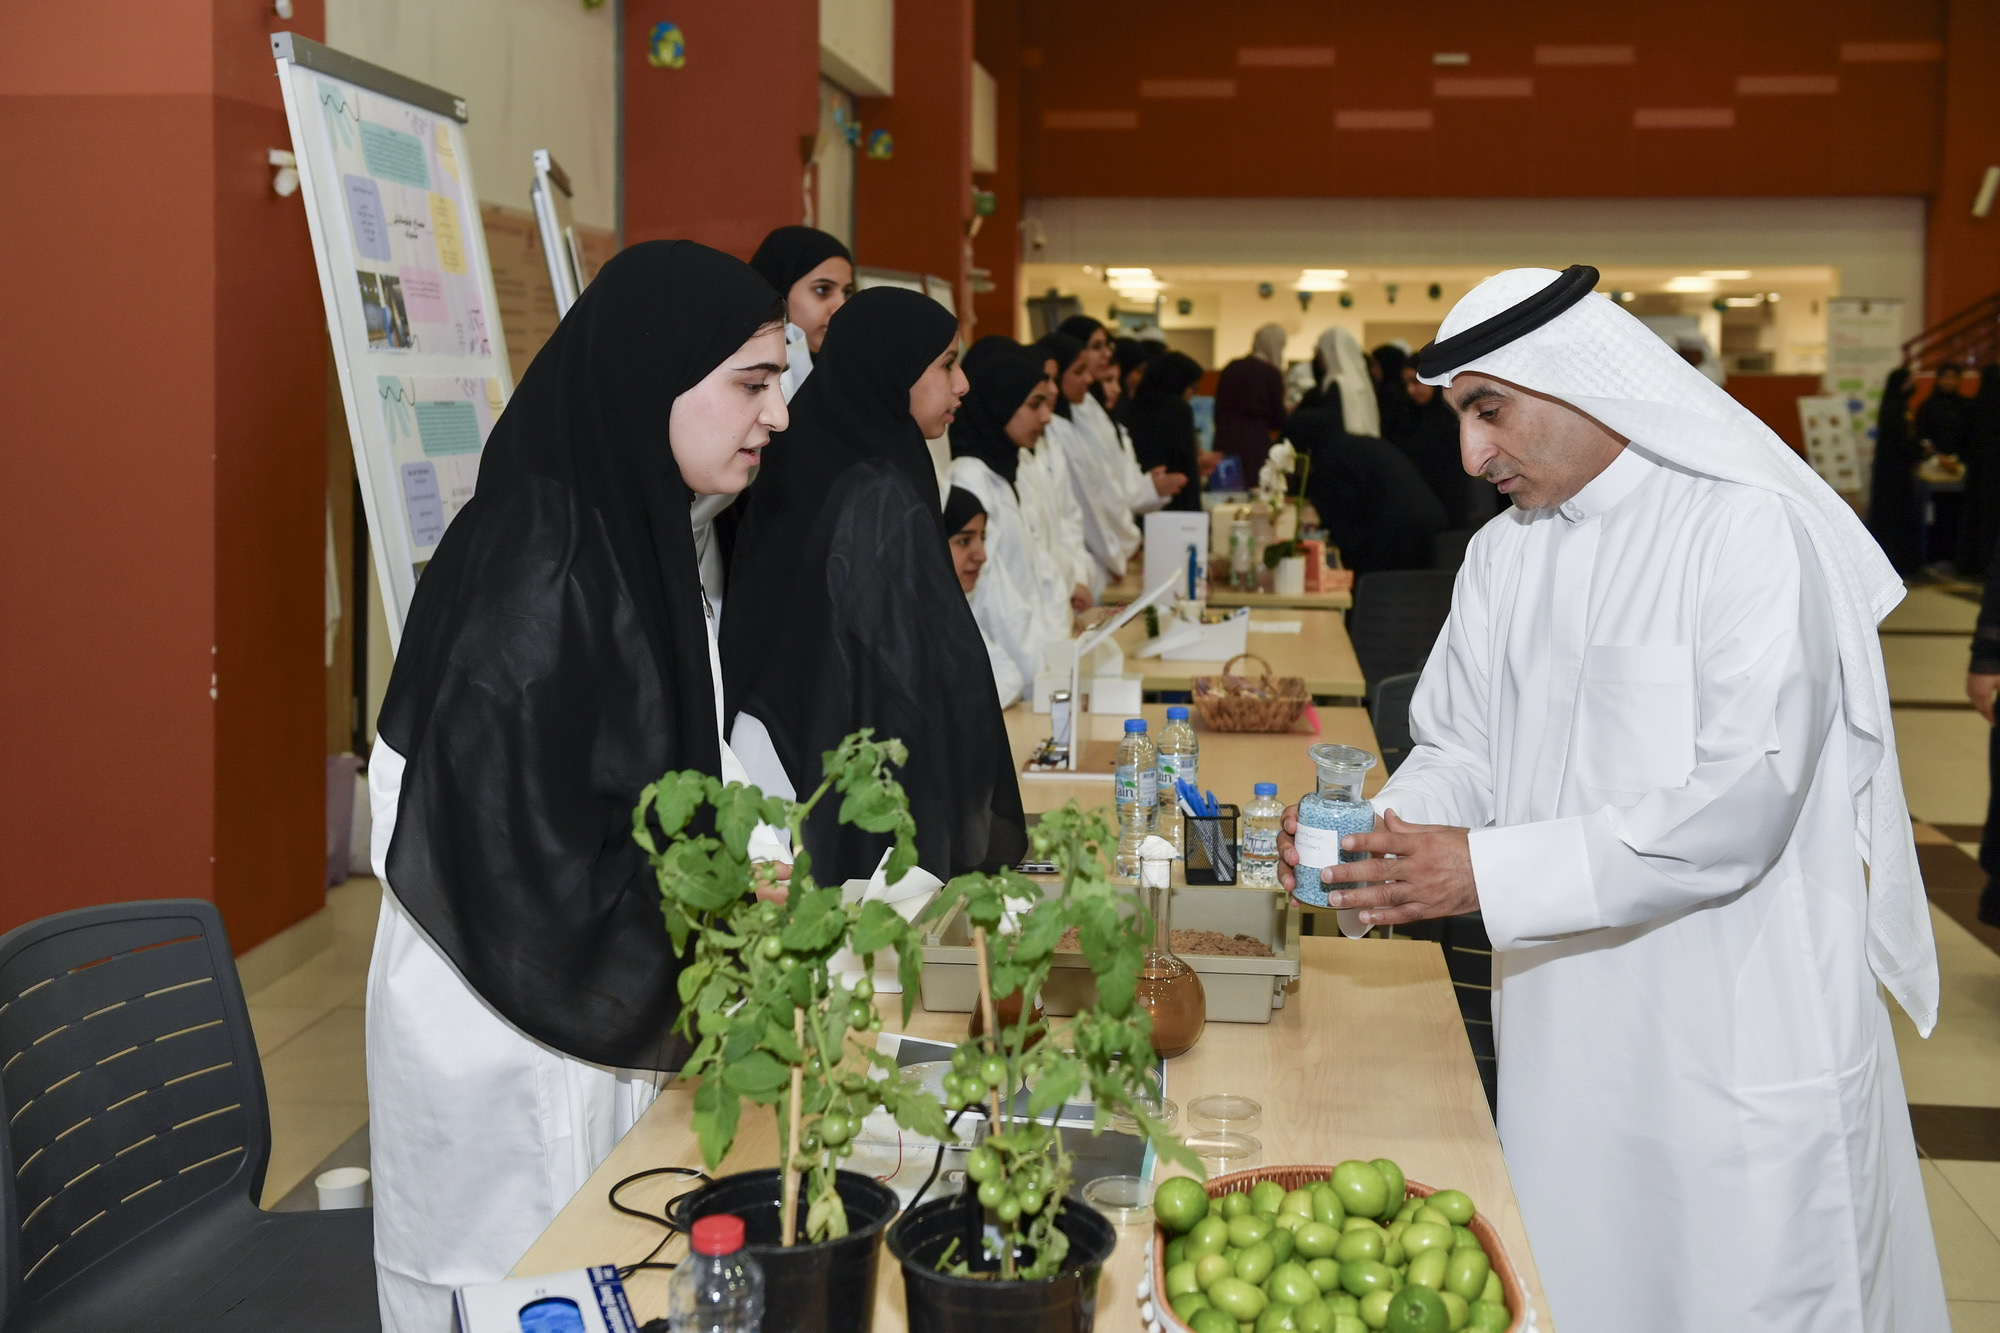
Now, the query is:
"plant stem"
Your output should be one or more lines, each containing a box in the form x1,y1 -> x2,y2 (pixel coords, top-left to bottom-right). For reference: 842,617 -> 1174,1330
781,1009 -> 804,1248
970,925 -> 1014,1280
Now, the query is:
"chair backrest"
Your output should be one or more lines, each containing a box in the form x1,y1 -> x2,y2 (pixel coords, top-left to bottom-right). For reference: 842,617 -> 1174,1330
1370,672 -> 1423,775
1431,528 -> 1474,572
1349,570 -> 1457,696
0,899 -> 269,1318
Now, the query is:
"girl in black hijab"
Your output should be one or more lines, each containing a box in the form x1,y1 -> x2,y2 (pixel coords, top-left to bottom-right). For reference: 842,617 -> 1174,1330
723,288 -> 1027,887
1124,350 -> 1207,512
367,241 -> 788,1329
1866,368 -> 1923,576
1289,395 -> 1446,577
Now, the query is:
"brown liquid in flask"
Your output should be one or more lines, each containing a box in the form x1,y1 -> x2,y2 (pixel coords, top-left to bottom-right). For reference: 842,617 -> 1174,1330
968,989 -> 1046,1049
1135,877 -> 1205,1059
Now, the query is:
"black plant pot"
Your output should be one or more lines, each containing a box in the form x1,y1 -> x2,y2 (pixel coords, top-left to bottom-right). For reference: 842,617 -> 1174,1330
669,1167 -> 899,1333
888,1191 -> 1118,1333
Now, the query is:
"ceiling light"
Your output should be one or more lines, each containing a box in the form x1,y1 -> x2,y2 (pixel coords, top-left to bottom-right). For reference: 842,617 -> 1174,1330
1722,296 -> 1764,307
1294,269 -> 1349,292
1433,53 -> 1470,66
1766,292 -> 1781,302
1699,269 -> 1751,280
1106,268 -> 1155,279
1664,275 -> 1719,293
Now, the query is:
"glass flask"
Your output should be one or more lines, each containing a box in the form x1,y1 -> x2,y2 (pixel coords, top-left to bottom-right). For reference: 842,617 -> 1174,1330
1291,743 -> 1378,913
1133,838 -> 1205,1059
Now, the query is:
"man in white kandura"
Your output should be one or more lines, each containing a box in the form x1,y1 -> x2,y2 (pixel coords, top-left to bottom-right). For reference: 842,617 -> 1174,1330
1281,266 -> 1945,1331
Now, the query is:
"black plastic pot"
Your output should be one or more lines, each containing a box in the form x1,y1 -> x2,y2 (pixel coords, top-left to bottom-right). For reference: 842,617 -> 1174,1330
887,1191 -> 1119,1333
669,1167 -> 898,1333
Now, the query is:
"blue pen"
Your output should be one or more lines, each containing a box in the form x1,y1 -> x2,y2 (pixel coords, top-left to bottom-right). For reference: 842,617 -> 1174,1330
1204,789 -> 1220,817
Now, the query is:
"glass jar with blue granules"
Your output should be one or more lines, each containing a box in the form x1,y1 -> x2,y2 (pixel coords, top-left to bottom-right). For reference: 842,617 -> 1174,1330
1291,743 -> 1378,911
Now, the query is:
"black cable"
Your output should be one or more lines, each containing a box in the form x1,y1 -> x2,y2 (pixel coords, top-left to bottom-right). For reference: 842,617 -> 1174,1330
905,1107 -> 973,1217
607,1166 -> 710,1281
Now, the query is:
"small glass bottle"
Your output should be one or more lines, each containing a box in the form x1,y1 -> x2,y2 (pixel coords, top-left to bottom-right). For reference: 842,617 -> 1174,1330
1133,836 -> 1205,1059
1229,518 -> 1256,591
1240,782 -> 1284,887
1292,744 -> 1378,930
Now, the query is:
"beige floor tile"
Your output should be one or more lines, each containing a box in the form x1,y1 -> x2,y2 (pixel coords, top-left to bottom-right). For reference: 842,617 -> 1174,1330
1892,908 -> 2000,1106
1938,1161 -> 2000,1242
325,875 -> 382,944
261,1099 -> 370,1208
1884,587 -> 1980,634
1886,635 -> 1978,704
1925,1160 -> 2000,1300
245,938 -> 371,1011
259,1007 -> 369,1106
247,1003 -> 326,1058
1955,1301 -> 2000,1333
1895,709 -> 1992,827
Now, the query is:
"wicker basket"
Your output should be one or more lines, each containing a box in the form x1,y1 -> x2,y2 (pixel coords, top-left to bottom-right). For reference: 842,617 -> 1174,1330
1191,653 -> 1310,734
1145,1164 -> 1529,1333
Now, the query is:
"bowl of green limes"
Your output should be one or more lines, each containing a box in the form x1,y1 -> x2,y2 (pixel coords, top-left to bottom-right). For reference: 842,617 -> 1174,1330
1146,1161 -> 1526,1333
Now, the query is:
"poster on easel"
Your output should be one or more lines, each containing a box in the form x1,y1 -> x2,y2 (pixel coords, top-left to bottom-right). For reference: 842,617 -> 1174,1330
273,32 -> 513,648
1825,296 -> 1905,494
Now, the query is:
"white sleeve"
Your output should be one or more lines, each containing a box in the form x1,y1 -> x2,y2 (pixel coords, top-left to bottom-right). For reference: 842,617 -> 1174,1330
368,735 -> 406,884
1120,425 -> 1169,515
1471,507 -> 1838,950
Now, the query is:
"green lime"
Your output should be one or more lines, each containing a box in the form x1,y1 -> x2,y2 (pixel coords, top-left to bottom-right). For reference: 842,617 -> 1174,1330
1443,1247 -> 1490,1302
1466,1299 -> 1510,1332
1369,1159 -> 1407,1211
1330,1161 -> 1391,1220
1426,1189 -> 1475,1225
1251,1180 -> 1289,1215
1332,1227 -> 1384,1265
1155,1176 -> 1211,1234
1189,1308 -> 1239,1333
1295,1222 -> 1341,1260
1208,1275 -> 1269,1321
1338,1259 -> 1397,1297
1383,1284 -> 1450,1333
1266,1261 -> 1319,1307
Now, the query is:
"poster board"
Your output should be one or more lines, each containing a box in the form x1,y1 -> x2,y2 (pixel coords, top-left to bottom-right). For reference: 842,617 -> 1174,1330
1825,296 -> 1905,489
273,32 -> 514,648
530,149 -> 590,317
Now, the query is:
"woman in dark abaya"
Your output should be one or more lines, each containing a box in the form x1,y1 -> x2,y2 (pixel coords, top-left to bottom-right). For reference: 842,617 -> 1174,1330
1866,368 -> 1923,576
1371,344 -> 1418,445
1289,396 -> 1446,577
1399,370 -> 1472,530
1213,324 -> 1289,479
722,287 -> 1028,888
365,241 -> 790,1331
1123,350 -> 1207,513
1959,366 -> 2000,578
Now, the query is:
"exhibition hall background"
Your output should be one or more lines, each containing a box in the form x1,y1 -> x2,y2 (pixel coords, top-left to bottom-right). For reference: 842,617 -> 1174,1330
3,0 -> 1999,953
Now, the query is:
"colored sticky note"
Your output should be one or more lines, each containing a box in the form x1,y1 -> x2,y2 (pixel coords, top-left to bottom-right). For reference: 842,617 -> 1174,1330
401,461 -> 445,547
428,192 -> 466,275
415,401 -> 481,456
361,121 -> 430,189
485,378 -> 506,419
433,122 -> 461,182
343,175 -> 391,261
397,267 -> 448,323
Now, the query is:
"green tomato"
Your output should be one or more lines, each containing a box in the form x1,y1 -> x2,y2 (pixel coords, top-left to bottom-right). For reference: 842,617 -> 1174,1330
1155,1176 -> 1211,1234
1017,1184 -> 1045,1217
1405,1249 -> 1448,1292
1443,1247 -> 1490,1303
995,1194 -> 1021,1224
1228,1215 -> 1273,1248
1395,1197 -> 1424,1225
1188,1215 -> 1232,1258
965,1145 -> 1001,1183
1411,1205 -> 1451,1229
1167,1261 -> 1203,1299
757,935 -> 785,960
1466,1300 -> 1510,1333
1306,1257 -> 1343,1294
1438,1292 -> 1469,1332
1452,1226 -> 1480,1252
1312,1185 -> 1347,1228
1400,1222 -> 1452,1258
1330,1161 -> 1391,1220
836,1140 -> 854,1158
1234,1239 -> 1276,1285
777,953 -> 797,972
951,1046 -> 977,1073
1294,1296 -> 1333,1333
1274,1209 -> 1308,1234
976,1177 -> 1006,1209
1478,1271 -> 1503,1305
1269,1226 -> 1297,1266
1358,1288 -> 1395,1330
1381,1284 -> 1448,1333
1381,1239 -> 1405,1270
1332,1228 -> 1384,1265
1166,1236 -> 1189,1268
1251,1180 -> 1289,1216
1170,1290 -> 1211,1322
1265,1261 -> 1319,1307
1207,1276 -> 1269,1322
1295,1222 -> 1341,1260
1256,1304 -> 1300,1333
1195,1252 -> 1234,1291
1189,1308 -> 1239,1333
1220,1191 -> 1253,1220
1340,1217 -> 1381,1234
978,1054 -> 1007,1087
1281,1188 -> 1317,1219
1333,1316 -> 1369,1333
1426,1190 -> 1476,1226
1326,1291 -> 1359,1316
817,1114 -> 850,1148
1369,1160 -> 1407,1212
852,977 -> 874,1001
1338,1259 -> 1398,1298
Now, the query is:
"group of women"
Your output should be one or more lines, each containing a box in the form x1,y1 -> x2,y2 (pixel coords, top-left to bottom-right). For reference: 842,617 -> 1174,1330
1866,363 -> 2000,579
361,229 -> 1031,1332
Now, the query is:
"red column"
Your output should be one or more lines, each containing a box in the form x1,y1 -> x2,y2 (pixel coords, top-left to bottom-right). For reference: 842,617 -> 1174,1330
973,0 -> 1024,338
623,0 -> 820,258
855,0 -> 974,301
0,0 -> 328,950
1926,0 -> 2000,322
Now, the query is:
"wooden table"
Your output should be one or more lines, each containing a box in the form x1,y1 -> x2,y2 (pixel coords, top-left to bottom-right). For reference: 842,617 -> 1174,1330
1112,609 -> 1365,700
512,938 -> 1551,1331
1100,573 -> 1353,612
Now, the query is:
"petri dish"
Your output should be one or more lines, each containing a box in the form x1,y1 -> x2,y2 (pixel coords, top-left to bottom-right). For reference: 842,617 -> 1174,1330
896,1060 -> 954,1102
1082,1173 -> 1155,1226
1186,1094 -> 1263,1135
1109,1095 -> 1179,1136
1184,1130 -> 1262,1176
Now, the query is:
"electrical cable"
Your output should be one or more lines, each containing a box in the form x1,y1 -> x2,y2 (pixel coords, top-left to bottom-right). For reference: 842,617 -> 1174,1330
905,1106 -> 973,1216
606,1165 -> 710,1281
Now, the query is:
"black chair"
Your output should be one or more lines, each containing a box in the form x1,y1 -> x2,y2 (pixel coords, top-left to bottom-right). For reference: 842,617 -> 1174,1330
0,900 -> 378,1333
1348,570 -> 1457,697
1431,528 -> 1474,572
1369,672 -> 1422,776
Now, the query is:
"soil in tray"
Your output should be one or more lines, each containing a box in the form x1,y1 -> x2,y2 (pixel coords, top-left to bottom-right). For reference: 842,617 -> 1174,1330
1058,926 -> 1273,958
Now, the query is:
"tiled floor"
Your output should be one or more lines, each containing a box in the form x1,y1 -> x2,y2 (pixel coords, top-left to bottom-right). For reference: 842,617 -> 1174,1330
245,585 -> 2000,1325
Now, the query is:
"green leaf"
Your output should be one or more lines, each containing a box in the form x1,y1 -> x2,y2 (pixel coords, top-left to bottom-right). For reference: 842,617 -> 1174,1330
648,771 -> 710,840
898,948 -> 922,1022
763,1020 -> 803,1065
780,888 -> 848,953
851,900 -> 904,956
837,782 -> 903,833
1025,1060 -> 1082,1118
884,837 -> 918,886
692,1075 -> 741,1169
713,782 -> 773,860
723,1049 -> 791,1094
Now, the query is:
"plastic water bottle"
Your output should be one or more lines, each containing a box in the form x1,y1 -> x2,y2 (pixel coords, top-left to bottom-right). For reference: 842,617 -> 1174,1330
1240,782 -> 1284,887
1156,706 -> 1199,856
1115,719 -> 1158,876
668,1214 -> 764,1332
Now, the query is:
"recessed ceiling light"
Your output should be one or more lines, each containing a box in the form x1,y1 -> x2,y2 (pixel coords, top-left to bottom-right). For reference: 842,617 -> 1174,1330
1433,52 -> 1470,65
1664,275 -> 1719,293
1722,296 -> 1764,307
1106,268 -> 1155,279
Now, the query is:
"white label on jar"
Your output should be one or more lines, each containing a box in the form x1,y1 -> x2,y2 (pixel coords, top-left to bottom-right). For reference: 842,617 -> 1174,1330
1293,824 -> 1347,866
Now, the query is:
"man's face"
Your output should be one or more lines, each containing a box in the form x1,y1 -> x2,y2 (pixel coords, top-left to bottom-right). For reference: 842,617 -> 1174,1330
1448,373 -> 1627,511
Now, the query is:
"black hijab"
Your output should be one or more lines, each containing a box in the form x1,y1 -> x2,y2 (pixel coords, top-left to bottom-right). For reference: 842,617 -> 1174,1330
1866,367 -> 1923,576
944,485 -> 986,535
748,225 -> 853,299
376,240 -> 782,1070
1057,314 -> 1106,345
949,336 -> 1044,488
1290,402 -> 1446,577
1124,351 -> 1206,512
1036,332 -> 1087,419
723,288 -> 1028,884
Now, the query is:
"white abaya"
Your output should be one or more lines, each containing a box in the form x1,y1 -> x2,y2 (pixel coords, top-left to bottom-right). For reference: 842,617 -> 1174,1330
366,604 -> 783,1333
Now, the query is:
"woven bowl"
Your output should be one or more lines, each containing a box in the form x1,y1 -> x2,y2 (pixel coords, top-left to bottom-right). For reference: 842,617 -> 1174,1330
1147,1164 -> 1528,1333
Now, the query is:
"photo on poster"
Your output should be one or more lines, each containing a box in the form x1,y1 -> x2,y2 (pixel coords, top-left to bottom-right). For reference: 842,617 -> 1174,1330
357,270 -> 412,349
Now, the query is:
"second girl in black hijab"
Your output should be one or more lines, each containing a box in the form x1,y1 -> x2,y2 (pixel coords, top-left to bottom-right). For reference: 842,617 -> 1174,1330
723,288 -> 1027,886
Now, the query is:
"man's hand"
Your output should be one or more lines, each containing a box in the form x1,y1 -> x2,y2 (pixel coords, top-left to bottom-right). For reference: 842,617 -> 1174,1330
1280,809 -> 1478,927
1970,672 -> 2000,725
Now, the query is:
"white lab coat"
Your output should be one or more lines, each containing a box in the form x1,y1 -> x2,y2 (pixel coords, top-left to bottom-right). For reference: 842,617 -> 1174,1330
950,454 -> 1070,689
1374,445 -> 1944,1332
366,605 -> 784,1332
1065,393 -> 1166,579
1030,415 -> 1103,597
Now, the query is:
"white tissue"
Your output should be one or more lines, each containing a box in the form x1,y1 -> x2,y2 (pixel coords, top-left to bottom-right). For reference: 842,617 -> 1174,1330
1138,835 -> 1176,888
825,849 -> 943,993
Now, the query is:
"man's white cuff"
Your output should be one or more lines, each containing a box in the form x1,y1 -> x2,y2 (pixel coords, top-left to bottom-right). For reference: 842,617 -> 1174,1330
1469,816 -> 1598,950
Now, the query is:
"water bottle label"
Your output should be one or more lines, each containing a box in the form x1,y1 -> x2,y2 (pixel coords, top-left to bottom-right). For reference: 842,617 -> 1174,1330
1243,825 -> 1279,858
1159,757 -> 1196,795
1137,765 -> 1157,807
1115,763 -> 1137,803
1293,824 -> 1347,866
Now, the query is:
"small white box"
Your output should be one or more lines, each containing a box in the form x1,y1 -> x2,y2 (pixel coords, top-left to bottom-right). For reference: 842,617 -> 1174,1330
1145,511 -> 1210,600
453,1266 -> 639,1333
1088,673 -> 1143,715
1136,607 -> 1251,662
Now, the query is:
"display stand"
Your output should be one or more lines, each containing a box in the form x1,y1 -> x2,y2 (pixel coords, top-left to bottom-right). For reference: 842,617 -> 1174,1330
273,32 -> 514,647
530,149 -> 589,317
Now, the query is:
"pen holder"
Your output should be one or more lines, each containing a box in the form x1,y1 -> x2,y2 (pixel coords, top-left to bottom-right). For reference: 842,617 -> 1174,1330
1184,805 -> 1240,885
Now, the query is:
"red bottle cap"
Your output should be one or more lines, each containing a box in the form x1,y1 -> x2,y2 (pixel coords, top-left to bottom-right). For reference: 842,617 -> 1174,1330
689,1213 -> 746,1256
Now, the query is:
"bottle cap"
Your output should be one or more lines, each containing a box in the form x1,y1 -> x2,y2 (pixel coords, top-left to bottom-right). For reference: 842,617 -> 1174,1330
1254,782 -> 1277,797
1166,705 -> 1189,720
689,1213 -> 746,1255
1124,718 -> 1146,732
